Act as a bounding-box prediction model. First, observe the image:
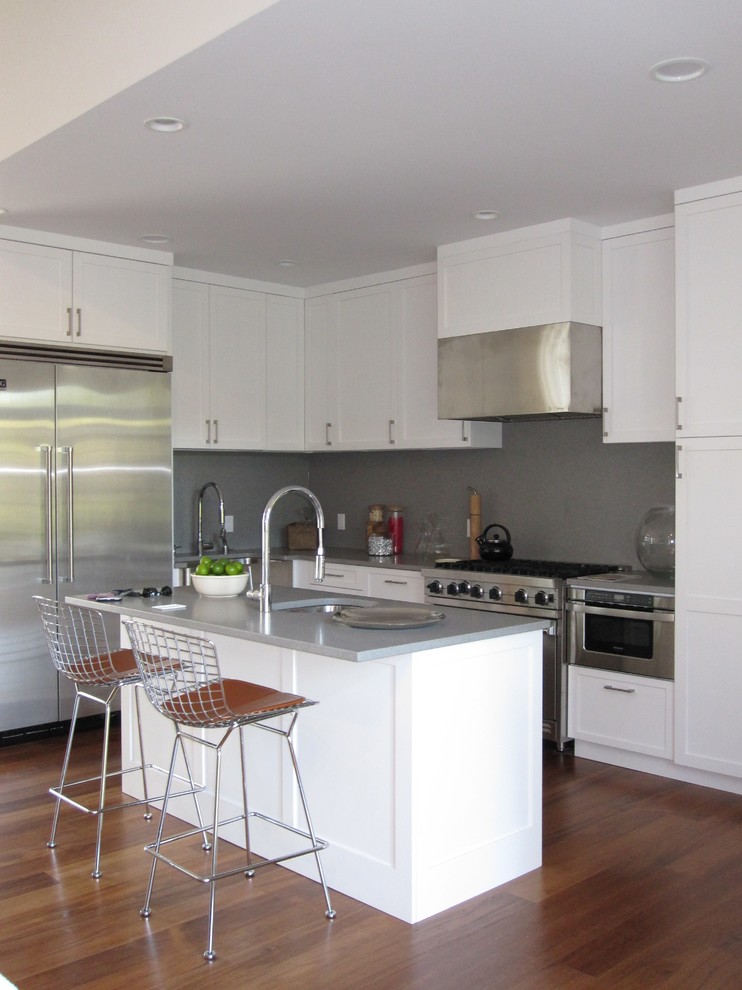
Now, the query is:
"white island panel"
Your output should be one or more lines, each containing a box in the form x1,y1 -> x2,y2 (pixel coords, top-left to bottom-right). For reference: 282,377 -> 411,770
121,624 -> 542,924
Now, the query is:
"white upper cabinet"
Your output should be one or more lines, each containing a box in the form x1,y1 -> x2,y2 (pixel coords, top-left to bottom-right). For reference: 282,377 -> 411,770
0,236 -> 171,354
305,271 -> 501,451
437,219 -> 601,339
265,295 -> 304,450
171,275 -> 304,451
171,280 -> 210,448
601,218 -> 676,443
675,179 -> 742,437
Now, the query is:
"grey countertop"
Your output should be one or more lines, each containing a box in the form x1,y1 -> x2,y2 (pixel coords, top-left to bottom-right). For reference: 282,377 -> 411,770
174,546 -> 438,573
69,586 -> 548,663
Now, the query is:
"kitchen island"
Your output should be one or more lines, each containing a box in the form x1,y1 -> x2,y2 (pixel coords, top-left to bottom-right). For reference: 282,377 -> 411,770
70,586 -> 546,923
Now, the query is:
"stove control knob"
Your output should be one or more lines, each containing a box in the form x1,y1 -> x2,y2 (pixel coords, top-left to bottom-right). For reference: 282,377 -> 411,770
470,584 -> 485,599
458,580 -> 471,595
515,588 -> 529,604
447,582 -> 461,596
426,580 -> 443,595
489,586 -> 502,602
534,590 -> 550,607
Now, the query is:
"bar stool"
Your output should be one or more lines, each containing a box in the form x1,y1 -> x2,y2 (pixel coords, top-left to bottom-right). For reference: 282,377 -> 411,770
33,596 -> 204,879
122,617 -> 335,962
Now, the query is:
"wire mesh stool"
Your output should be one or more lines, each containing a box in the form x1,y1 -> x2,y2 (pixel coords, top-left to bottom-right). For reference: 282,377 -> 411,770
33,596 -> 205,879
123,617 -> 335,962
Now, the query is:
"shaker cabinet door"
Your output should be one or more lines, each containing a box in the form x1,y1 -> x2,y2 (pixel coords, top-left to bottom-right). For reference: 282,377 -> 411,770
0,239 -> 72,342
601,224 -> 675,443
675,437 -> 742,777
675,191 -> 742,437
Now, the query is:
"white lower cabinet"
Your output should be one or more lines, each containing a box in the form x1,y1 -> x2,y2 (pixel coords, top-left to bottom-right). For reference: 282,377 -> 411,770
568,666 -> 673,759
292,559 -> 424,603
674,436 -> 742,777
367,568 -> 424,603
293,559 -> 368,595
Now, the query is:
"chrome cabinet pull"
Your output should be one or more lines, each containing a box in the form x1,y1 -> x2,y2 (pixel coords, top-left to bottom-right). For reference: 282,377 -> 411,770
675,444 -> 683,480
75,307 -> 82,337
675,396 -> 683,431
41,445 -> 53,583
389,419 -> 396,445
66,307 -> 73,337
461,421 -> 470,443
213,419 -> 219,444
325,422 -> 332,447
384,579 -> 408,585
205,419 -> 211,444
602,406 -> 609,438
603,684 -> 636,694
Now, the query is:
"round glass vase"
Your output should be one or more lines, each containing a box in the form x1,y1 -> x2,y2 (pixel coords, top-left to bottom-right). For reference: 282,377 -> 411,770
635,505 -> 675,577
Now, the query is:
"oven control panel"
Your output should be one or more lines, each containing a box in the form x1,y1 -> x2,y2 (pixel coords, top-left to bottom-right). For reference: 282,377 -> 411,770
585,589 -> 654,609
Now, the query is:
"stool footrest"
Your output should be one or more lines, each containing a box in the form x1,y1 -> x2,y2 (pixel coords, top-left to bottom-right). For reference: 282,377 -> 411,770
50,765 -> 204,817
143,811 -> 328,885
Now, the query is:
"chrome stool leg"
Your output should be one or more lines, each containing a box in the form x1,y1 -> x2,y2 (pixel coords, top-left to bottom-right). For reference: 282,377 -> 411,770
284,721 -> 336,920
91,690 -> 115,879
124,618 -> 336,963
47,691 -> 82,851
34,596 -> 208,880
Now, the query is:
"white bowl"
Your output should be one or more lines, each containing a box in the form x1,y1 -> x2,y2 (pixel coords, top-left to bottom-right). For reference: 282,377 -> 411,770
191,572 -> 249,598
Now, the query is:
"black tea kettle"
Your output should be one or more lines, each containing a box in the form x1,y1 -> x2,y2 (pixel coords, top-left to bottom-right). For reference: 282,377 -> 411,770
476,523 -> 514,562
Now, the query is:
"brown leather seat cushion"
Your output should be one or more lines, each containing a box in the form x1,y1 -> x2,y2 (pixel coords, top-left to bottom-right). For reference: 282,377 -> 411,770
163,678 -> 306,726
74,647 -> 139,684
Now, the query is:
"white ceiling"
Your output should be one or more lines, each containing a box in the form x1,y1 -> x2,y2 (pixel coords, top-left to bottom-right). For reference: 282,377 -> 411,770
0,0 -> 281,162
2,0 -> 742,288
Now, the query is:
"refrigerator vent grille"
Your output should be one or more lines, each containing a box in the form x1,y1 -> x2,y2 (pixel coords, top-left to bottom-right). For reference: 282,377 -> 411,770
0,342 -> 172,372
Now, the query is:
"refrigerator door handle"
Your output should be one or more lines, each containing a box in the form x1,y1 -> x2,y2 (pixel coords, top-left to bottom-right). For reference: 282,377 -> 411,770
41,445 -> 53,584
60,445 -> 75,582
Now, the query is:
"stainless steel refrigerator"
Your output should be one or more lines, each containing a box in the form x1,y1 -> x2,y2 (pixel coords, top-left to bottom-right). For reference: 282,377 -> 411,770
0,354 -> 173,733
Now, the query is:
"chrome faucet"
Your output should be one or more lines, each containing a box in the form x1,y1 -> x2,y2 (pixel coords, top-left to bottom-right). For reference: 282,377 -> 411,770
197,481 -> 229,556
247,485 -> 325,612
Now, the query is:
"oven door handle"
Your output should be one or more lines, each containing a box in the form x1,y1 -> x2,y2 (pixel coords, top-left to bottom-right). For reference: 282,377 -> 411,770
567,602 -> 674,622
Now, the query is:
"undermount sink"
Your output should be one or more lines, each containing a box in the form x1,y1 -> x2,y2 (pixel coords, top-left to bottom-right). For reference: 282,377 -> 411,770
272,596 -> 378,613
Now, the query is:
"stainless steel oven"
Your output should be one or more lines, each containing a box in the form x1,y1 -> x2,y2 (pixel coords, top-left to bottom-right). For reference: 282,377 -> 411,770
567,572 -> 674,680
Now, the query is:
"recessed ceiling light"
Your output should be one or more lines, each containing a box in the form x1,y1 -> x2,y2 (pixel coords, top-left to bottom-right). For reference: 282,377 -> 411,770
278,259 -> 298,267
140,235 -> 173,244
0,207 -> 8,216
650,58 -> 709,82
144,116 -> 187,132
473,210 -> 500,221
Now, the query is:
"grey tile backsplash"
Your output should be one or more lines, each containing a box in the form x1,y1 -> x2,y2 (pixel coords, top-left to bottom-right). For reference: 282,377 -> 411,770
173,419 -> 674,569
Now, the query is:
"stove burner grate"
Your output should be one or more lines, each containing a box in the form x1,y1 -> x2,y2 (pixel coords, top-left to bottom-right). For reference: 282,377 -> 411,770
433,559 -> 621,580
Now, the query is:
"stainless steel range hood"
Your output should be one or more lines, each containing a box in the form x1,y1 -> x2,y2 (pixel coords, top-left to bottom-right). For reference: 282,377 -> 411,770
438,322 -> 602,422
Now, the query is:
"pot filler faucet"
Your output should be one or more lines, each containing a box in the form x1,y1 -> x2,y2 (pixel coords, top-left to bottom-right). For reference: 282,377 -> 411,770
246,485 -> 325,612
197,481 -> 229,556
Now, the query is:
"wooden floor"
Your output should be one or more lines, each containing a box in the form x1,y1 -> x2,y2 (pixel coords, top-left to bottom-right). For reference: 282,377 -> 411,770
2,727 -> 742,990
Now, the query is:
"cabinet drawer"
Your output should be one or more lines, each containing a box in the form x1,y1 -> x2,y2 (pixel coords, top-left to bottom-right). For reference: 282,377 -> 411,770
367,569 -> 424,603
293,559 -> 368,594
568,667 -> 673,758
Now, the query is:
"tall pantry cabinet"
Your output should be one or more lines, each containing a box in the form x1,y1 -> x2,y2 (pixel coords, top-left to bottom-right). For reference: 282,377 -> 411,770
674,177 -> 742,778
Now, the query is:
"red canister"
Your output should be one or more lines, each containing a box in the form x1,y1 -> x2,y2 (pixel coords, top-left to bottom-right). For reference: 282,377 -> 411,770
387,506 -> 404,555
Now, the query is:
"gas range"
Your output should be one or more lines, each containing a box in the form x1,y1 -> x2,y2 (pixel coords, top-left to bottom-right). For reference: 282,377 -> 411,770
423,559 -> 622,614
422,558 -> 623,749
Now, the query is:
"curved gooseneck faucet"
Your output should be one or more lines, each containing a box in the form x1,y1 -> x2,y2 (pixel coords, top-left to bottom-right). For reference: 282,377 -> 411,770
247,485 -> 325,612
197,481 -> 228,556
